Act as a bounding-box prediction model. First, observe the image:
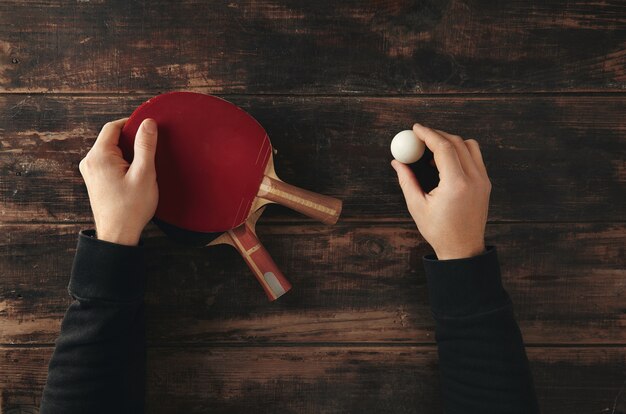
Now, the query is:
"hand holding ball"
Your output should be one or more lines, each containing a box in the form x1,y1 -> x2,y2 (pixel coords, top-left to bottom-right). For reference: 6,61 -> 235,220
390,130 -> 425,164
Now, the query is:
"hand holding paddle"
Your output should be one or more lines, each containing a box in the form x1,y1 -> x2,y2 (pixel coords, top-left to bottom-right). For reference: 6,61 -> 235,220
79,118 -> 159,246
119,92 -> 342,300
391,124 -> 491,260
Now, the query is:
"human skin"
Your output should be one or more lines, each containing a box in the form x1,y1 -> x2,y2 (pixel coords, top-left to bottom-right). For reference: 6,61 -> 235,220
78,118 -> 159,246
391,123 -> 491,260
80,118 -> 489,257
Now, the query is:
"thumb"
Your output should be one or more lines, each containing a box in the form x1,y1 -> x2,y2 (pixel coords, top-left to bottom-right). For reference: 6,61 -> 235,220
391,160 -> 426,210
129,118 -> 158,176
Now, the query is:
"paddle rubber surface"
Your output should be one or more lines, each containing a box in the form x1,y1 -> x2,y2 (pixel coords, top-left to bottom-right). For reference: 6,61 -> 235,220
120,92 -> 272,233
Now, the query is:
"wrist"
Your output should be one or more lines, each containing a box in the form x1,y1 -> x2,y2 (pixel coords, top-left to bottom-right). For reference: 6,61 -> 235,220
95,226 -> 141,246
434,242 -> 486,260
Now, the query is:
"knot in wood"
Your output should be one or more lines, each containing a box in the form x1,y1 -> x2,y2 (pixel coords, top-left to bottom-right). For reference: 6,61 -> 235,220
363,238 -> 384,256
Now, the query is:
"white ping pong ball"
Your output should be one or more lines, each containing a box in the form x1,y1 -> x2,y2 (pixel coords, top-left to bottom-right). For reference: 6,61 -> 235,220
390,129 -> 425,164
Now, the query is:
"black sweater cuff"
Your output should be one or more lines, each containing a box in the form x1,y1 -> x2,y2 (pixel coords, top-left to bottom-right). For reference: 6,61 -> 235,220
423,246 -> 511,318
69,230 -> 145,303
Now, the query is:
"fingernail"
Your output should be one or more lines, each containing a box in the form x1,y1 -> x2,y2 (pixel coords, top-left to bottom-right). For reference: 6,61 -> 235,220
142,118 -> 157,134
413,123 -> 422,129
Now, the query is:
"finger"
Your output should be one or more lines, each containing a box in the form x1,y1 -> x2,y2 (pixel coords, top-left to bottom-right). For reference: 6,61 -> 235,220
465,139 -> 488,177
434,129 -> 479,177
412,123 -> 464,181
391,160 -> 426,210
128,118 -> 158,177
93,118 -> 128,150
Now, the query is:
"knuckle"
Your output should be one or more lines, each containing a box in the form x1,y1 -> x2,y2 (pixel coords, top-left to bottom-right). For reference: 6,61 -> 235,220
86,152 -> 104,166
438,140 -> 455,151
457,178 -> 470,191
448,134 -> 464,145
465,138 -> 479,147
132,163 -> 154,177
398,175 -> 408,188
135,139 -> 155,152
450,177 -> 470,194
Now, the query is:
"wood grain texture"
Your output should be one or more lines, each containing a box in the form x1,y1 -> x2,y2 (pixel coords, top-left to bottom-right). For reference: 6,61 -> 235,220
1,346 -> 624,413
0,1 -> 625,93
1,222 -> 623,345
1,1 -> 624,410
2,95 -> 625,223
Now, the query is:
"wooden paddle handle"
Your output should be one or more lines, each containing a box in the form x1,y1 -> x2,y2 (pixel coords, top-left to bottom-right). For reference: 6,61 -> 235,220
259,176 -> 342,225
228,224 -> 292,301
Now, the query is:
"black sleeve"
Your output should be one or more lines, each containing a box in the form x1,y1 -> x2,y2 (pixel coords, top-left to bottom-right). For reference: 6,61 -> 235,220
423,246 -> 540,414
40,230 -> 146,414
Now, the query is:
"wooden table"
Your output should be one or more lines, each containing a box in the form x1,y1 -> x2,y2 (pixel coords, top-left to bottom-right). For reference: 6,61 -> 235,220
1,1 -> 625,413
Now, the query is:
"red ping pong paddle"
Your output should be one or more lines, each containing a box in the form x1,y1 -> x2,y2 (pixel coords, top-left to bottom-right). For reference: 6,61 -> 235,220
119,92 -> 341,300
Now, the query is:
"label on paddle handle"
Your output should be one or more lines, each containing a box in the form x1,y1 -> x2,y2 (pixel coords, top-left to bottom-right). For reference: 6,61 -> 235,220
259,176 -> 342,225
228,224 -> 292,301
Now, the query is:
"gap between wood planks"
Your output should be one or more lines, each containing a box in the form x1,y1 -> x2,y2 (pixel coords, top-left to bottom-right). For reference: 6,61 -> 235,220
1,91 -> 626,98
2,342 -> 625,348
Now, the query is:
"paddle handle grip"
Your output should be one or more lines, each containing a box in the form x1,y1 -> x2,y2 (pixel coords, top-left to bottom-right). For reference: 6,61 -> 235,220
259,176 -> 342,225
228,224 -> 292,301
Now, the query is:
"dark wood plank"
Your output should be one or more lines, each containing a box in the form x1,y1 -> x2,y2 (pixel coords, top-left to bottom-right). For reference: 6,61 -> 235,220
1,346 -> 624,413
2,95 -> 624,223
1,222 -> 623,345
0,0 -> 624,93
